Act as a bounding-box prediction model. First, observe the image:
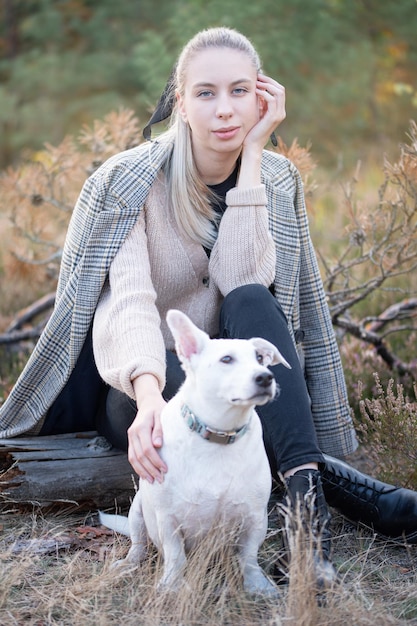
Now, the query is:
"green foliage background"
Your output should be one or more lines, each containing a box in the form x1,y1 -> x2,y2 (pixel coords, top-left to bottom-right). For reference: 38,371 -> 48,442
1,0 -> 417,168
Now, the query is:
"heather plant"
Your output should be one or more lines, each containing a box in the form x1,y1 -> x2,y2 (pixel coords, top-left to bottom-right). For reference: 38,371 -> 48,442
357,374 -> 417,489
340,333 -> 417,420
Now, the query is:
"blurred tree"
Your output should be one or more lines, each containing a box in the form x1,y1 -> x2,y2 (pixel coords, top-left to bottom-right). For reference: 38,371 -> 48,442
0,0 -> 416,167
169,0 -> 417,161
0,0 -> 179,166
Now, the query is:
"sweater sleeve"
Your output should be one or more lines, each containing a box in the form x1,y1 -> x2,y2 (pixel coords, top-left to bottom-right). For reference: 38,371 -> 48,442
208,185 -> 276,295
92,212 -> 166,398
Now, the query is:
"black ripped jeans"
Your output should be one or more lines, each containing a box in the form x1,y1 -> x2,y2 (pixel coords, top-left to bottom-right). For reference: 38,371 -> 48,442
97,284 -> 324,477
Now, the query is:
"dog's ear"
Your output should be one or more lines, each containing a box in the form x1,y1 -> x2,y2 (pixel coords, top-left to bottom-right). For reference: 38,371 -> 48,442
166,309 -> 209,361
249,337 -> 291,369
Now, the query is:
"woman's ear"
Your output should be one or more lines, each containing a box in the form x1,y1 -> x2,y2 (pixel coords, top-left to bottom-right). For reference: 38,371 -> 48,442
258,95 -> 267,119
176,91 -> 188,123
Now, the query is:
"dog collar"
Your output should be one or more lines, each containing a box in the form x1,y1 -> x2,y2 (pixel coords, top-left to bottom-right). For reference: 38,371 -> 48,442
181,404 -> 250,445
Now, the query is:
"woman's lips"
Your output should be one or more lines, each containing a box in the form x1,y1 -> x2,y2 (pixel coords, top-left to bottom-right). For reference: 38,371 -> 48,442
213,127 -> 240,140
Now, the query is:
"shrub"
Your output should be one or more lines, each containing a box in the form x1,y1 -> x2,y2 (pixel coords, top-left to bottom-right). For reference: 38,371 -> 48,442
356,374 -> 417,489
340,334 -> 417,421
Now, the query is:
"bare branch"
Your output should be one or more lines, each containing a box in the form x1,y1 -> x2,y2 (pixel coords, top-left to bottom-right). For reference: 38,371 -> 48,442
323,121 -> 417,377
6,292 -> 55,332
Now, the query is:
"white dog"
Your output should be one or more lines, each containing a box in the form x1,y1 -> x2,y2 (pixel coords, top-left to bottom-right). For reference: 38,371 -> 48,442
100,309 -> 290,595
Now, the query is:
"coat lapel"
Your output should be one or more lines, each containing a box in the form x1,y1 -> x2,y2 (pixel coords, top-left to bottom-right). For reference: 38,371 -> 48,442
263,159 -> 301,327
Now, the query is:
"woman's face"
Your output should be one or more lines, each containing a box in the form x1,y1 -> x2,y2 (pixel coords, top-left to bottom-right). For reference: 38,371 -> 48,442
177,47 -> 260,162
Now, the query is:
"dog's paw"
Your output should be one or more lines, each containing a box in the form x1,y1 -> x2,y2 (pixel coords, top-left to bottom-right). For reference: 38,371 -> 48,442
109,558 -> 139,575
156,574 -> 189,594
243,572 -> 280,598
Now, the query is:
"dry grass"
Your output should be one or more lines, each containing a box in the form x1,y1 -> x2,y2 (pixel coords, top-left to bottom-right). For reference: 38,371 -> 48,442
1,501 -> 416,625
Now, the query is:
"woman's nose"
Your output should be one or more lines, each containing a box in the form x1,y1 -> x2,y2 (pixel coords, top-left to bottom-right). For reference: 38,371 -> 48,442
216,94 -> 233,118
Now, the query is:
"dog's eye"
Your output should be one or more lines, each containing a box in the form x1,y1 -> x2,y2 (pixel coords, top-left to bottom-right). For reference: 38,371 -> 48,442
220,355 -> 233,364
256,353 -> 264,365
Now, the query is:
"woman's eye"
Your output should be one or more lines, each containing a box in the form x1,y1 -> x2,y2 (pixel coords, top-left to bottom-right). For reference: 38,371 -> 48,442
256,353 -> 264,364
233,87 -> 248,95
197,90 -> 213,98
220,355 -> 233,364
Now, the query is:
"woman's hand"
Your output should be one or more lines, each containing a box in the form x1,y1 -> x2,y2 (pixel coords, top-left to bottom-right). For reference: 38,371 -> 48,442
238,74 -> 285,188
248,73 -> 286,148
128,374 -> 168,482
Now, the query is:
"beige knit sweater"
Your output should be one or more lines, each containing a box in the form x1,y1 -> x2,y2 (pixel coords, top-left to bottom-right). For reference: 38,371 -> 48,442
92,173 -> 276,399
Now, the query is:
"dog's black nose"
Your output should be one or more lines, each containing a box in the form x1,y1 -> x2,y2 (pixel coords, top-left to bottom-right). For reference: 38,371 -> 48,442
255,372 -> 273,388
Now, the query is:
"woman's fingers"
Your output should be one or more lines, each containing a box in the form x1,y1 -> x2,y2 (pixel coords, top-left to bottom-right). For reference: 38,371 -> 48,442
127,403 -> 167,482
243,74 -> 286,151
256,74 -> 286,125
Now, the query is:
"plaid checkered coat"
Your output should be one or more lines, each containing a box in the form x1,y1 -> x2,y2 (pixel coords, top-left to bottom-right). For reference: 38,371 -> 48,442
0,138 -> 357,457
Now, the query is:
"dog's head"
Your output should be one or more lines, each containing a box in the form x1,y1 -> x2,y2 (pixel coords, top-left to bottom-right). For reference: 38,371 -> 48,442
166,309 -> 291,409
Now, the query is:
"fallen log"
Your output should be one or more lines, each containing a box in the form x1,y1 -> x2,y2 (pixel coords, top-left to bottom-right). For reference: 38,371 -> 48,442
0,432 -> 135,510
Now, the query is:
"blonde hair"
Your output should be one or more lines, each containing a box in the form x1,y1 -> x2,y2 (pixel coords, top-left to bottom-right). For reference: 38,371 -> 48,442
162,28 -> 262,248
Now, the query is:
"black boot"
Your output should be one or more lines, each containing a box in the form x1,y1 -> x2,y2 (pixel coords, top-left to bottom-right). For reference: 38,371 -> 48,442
276,469 -> 337,588
322,454 -> 417,544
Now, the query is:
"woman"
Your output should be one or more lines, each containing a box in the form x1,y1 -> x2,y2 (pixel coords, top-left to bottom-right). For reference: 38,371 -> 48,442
1,27 -> 416,582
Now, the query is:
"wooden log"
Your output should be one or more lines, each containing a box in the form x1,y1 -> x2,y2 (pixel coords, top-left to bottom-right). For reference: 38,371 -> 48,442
0,432 -> 136,509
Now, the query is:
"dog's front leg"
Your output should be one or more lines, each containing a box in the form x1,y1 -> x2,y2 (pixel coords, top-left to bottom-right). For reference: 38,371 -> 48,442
156,524 -> 187,592
237,517 -> 279,597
